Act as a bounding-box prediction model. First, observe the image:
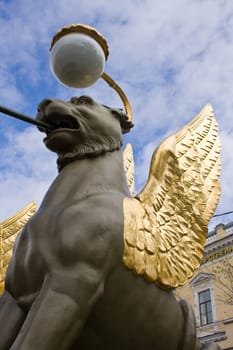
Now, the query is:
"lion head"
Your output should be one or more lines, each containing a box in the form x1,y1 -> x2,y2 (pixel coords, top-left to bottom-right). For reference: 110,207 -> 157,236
36,95 -> 134,170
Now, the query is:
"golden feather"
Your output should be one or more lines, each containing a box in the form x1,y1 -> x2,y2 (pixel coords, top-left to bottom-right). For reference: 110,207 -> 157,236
123,104 -> 221,289
123,143 -> 135,196
0,202 -> 36,294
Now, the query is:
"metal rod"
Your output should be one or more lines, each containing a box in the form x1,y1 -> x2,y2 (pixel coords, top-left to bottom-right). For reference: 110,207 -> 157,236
0,105 -> 54,131
213,210 -> 233,218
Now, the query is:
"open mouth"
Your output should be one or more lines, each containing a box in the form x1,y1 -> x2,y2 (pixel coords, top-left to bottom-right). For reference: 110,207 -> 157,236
40,114 -> 81,138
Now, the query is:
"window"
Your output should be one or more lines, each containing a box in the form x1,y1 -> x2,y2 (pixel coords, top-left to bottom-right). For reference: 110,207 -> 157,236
198,289 -> 213,326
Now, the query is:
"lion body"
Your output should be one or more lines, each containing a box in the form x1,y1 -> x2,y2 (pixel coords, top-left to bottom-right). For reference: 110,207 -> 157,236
0,96 -> 220,350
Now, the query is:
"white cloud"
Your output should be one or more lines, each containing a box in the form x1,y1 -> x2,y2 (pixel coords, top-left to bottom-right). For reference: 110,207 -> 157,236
0,126 -> 57,220
209,130 -> 233,228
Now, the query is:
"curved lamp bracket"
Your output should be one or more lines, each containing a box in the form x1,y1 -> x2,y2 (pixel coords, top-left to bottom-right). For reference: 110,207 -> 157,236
101,72 -> 133,122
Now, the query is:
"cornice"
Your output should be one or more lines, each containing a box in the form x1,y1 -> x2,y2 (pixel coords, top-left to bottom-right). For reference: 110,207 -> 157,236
201,233 -> 233,265
205,232 -> 233,252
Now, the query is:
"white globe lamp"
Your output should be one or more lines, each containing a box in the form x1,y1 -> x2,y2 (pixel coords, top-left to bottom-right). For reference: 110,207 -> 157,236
50,24 -> 109,88
50,24 -> 133,122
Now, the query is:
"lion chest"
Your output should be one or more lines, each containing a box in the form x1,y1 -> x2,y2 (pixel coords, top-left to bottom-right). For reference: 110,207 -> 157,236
7,192 -> 125,300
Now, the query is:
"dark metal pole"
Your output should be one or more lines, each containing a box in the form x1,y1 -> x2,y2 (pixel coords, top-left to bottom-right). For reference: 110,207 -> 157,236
0,105 -> 54,131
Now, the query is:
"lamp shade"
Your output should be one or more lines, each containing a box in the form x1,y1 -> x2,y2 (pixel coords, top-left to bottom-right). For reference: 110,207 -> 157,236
50,25 -> 109,88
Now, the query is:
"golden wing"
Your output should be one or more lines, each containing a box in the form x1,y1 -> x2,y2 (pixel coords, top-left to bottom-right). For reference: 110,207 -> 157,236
123,143 -> 135,196
123,104 -> 221,289
0,202 -> 36,294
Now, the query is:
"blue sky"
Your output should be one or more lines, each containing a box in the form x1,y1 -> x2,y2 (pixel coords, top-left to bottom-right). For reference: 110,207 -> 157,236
0,0 -> 233,231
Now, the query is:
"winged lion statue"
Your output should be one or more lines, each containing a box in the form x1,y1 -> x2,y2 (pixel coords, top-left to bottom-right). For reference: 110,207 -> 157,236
0,95 -> 221,350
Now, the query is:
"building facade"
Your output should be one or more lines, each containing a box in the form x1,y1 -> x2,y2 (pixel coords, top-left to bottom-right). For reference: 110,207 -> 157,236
176,221 -> 233,349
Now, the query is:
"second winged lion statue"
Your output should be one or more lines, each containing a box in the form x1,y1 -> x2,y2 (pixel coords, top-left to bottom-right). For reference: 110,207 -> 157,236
0,95 -> 221,350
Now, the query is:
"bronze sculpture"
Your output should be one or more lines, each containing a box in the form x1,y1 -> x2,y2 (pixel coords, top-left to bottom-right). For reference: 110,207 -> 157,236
0,95 -> 221,349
